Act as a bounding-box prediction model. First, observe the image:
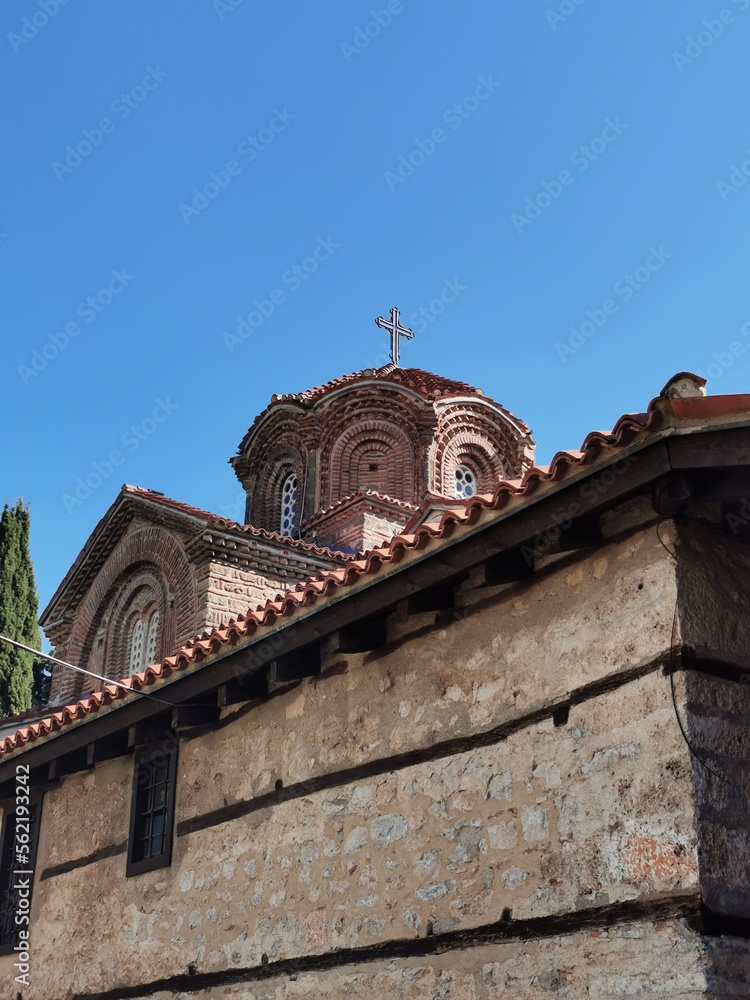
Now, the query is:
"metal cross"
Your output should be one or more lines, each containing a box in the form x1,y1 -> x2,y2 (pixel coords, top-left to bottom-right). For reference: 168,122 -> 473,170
375,307 -> 414,367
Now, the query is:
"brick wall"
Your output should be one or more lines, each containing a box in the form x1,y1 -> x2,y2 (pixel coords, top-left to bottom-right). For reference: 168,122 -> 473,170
48,522 -> 199,703
236,381 -> 533,542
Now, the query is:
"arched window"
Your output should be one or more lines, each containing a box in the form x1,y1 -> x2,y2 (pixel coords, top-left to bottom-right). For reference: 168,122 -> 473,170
128,619 -> 145,675
279,473 -> 298,535
145,610 -> 160,665
454,464 -> 477,499
128,609 -> 161,676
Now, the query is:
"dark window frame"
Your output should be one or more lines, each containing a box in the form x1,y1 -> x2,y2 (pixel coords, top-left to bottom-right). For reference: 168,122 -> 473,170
0,791 -> 43,956
126,735 -> 178,877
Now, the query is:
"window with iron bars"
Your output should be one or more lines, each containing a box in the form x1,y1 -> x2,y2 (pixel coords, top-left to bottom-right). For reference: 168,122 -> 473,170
126,736 -> 178,877
0,797 -> 42,954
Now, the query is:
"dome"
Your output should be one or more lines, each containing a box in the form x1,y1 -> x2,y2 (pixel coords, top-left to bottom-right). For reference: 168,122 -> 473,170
230,366 -> 534,552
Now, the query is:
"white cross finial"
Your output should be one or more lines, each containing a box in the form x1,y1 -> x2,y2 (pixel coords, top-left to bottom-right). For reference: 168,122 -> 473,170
375,307 -> 413,367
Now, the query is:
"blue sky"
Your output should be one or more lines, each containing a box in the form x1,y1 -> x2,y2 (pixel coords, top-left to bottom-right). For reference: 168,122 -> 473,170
2,0 -> 750,617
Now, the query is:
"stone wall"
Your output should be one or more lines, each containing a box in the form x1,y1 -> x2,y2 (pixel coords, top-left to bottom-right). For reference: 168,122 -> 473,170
6,512 -> 750,998
108,923 -> 750,999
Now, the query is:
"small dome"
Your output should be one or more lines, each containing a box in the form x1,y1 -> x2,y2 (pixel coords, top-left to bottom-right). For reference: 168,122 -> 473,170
230,367 -> 534,552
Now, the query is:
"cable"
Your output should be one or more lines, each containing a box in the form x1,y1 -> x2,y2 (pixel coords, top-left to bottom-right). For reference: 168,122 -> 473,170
296,450 -> 311,540
0,634 -> 192,710
655,518 -> 678,561
654,519 -> 730,785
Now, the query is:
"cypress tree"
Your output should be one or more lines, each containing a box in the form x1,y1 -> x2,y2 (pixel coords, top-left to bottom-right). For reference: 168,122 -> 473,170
0,500 -> 45,717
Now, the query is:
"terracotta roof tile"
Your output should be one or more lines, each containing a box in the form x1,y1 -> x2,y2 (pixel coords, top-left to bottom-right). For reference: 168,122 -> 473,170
301,489 -> 419,528
235,366 -> 531,455
124,486 -> 354,560
5,375 -> 744,760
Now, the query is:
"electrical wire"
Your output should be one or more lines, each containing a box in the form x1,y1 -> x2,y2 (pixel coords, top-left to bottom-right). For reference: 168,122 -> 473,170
0,634 -> 194,709
654,519 -> 730,785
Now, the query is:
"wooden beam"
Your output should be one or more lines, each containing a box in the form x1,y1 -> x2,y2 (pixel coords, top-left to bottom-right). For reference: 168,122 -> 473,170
482,548 -> 535,586
128,713 -> 172,748
272,646 -> 321,682
217,672 -> 268,706
407,583 -> 455,614
47,747 -> 89,781
0,770 -> 58,804
172,704 -> 221,731
337,616 -> 388,653
667,429 -> 750,469
87,731 -> 131,767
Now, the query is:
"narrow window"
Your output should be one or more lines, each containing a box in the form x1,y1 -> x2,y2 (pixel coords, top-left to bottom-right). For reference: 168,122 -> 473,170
0,796 -> 42,955
357,449 -> 386,491
454,464 -> 477,499
128,618 -> 145,675
145,610 -> 160,666
279,473 -> 298,535
126,736 -> 178,877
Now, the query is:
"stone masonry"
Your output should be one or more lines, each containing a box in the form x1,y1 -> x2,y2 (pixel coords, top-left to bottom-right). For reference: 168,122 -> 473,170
5,494 -> 750,998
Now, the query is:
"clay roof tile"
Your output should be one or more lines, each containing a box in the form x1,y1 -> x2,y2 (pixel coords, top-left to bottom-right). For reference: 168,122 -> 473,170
2,373 -> 734,760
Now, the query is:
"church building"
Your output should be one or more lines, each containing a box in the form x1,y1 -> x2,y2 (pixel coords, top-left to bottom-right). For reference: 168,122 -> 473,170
0,321 -> 749,998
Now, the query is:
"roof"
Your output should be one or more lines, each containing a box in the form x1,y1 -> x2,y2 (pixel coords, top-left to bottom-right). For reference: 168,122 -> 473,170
124,486 -> 353,556
40,485 -> 352,626
294,366 -> 487,404
235,365 -> 532,456
302,489 -> 419,530
7,373 -> 748,761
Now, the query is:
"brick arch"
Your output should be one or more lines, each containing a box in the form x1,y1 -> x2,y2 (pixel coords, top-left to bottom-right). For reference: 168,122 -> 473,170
62,526 -> 197,697
433,403 -> 522,497
436,432 -> 504,497
327,421 -> 417,504
251,443 -> 304,533
239,409 -> 310,530
318,389 -> 426,504
106,567 -> 169,680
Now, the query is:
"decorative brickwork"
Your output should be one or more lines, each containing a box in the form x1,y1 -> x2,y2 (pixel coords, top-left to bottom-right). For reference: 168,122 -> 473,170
49,524 -> 197,704
308,492 -> 416,552
44,366 -> 532,703
242,409 -> 308,531
233,367 -> 533,549
43,488 -> 347,703
432,400 -> 534,496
